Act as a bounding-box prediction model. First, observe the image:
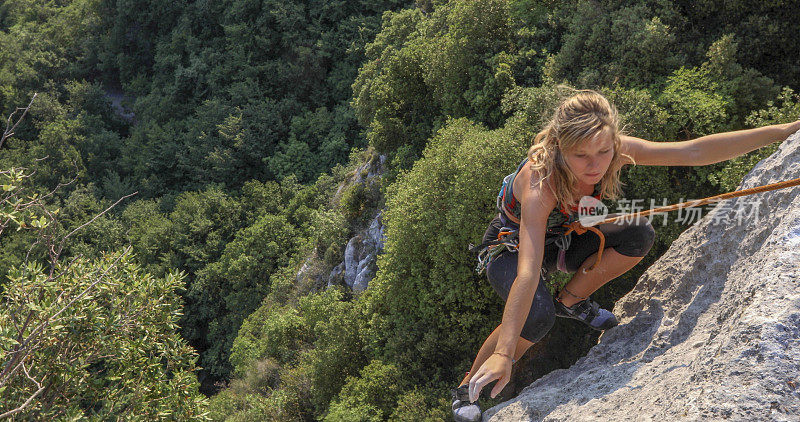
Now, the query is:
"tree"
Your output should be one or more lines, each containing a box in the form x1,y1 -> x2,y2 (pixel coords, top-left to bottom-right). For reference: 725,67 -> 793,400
352,0 -> 516,159
0,99 -> 208,419
542,0 -> 686,88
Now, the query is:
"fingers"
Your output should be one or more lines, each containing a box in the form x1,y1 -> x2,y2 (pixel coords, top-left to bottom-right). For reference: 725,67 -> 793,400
468,371 -> 508,401
468,370 -> 496,403
468,355 -> 513,403
469,371 -> 489,403
490,375 -> 509,398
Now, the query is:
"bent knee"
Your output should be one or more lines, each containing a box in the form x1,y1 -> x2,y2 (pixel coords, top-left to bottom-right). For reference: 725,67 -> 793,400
617,217 -> 655,257
520,306 -> 555,343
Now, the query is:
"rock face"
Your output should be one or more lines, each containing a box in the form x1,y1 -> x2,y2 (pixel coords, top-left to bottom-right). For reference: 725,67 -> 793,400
485,133 -> 800,421
334,153 -> 387,292
103,89 -> 135,122
301,150 -> 387,292
342,210 -> 385,292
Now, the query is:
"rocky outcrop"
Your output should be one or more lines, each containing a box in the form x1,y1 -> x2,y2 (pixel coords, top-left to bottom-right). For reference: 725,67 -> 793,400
341,154 -> 387,291
340,210 -> 384,291
298,150 -> 387,292
485,133 -> 800,421
103,88 -> 135,122
324,210 -> 385,292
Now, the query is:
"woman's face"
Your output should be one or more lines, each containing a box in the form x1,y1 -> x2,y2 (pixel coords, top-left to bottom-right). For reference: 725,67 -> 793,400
562,126 -> 615,187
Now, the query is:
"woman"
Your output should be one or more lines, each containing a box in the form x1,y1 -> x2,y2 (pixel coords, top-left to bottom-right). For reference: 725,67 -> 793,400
452,89 -> 800,422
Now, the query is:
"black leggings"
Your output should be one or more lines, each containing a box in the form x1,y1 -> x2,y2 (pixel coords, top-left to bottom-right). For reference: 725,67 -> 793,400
482,213 -> 655,342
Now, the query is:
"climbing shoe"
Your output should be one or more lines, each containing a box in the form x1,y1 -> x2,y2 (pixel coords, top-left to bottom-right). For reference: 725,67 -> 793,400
554,297 -> 618,331
451,384 -> 481,422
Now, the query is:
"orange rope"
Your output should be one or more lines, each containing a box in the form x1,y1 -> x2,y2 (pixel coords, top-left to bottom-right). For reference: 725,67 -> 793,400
570,176 -> 800,272
562,223 -> 605,271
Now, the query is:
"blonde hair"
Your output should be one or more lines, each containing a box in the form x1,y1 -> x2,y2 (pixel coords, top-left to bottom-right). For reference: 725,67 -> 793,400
527,89 -> 633,211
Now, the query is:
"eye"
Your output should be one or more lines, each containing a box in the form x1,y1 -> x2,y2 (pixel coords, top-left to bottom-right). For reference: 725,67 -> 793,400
575,154 -> 587,158
601,149 -> 611,154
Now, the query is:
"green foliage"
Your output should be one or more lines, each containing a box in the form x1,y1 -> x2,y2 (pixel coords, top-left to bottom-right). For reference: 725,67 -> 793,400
230,302 -> 306,372
209,386 -> 306,422
315,208 -> 349,267
387,388 -> 449,421
268,105 -> 363,183
0,168 -> 48,233
746,87 -> 800,128
56,184 -> 127,259
543,1 -> 686,88
111,159 -> 352,387
500,81 -> 569,127
0,252 -> 208,419
323,360 -> 403,422
339,180 -> 380,223
0,0 -> 101,109
120,199 -> 176,277
701,35 -> 778,125
360,117 -> 527,390
192,213 -> 301,379
422,1 -> 515,123
352,7 -> 434,157
655,37 -> 778,191
167,189 -> 243,276
352,0 -> 516,159
658,66 -> 729,141
238,179 -> 285,218
603,86 -> 671,141
218,288 -> 367,419
299,291 -> 366,414
0,168 -> 52,281
91,0 -> 186,87
704,87 -> 800,192
671,0 -> 800,88
322,360 -> 463,421
0,82 -> 127,207
101,0 -> 412,194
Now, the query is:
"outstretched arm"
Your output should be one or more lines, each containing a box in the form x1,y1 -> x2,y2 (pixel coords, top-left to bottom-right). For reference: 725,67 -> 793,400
621,120 -> 800,167
468,180 -> 555,402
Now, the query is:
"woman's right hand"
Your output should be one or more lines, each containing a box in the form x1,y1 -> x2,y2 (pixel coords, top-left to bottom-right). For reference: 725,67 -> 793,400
468,352 -> 513,403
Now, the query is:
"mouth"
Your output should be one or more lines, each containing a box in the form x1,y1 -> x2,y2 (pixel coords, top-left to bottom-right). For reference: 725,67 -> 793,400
586,173 -> 602,177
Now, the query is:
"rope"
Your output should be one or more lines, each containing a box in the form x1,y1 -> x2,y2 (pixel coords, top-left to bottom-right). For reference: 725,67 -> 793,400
568,176 -> 800,272
562,222 -> 605,271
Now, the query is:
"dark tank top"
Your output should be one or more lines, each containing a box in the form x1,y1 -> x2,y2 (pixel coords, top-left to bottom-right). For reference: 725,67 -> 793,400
496,157 -> 601,237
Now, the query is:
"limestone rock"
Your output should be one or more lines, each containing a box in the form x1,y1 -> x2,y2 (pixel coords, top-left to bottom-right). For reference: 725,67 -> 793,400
342,210 -> 384,292
103,88 -> 135,122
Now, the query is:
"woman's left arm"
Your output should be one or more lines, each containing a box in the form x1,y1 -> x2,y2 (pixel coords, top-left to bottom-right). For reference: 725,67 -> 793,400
622,121 -> 800,167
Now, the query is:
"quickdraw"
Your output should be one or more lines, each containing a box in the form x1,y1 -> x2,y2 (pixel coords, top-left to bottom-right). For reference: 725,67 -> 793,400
468,218 -> 574,276
470,227 -> 520,275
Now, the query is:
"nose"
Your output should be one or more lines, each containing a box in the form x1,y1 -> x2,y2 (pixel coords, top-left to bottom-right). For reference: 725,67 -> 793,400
587,156 -> 599,170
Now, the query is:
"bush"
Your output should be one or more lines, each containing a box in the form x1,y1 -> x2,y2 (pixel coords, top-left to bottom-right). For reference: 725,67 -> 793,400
0,253 -> 208,419
323,360 -> 403,422
359,116 -> 527,390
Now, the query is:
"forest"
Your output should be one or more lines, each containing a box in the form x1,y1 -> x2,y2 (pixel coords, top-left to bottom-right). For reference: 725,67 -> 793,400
0,0 -> 798,420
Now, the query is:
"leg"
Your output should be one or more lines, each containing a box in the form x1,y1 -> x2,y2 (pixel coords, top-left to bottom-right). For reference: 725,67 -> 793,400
558,214 -> 655,306
552,214 -> 655,328
557,248 -> 644,307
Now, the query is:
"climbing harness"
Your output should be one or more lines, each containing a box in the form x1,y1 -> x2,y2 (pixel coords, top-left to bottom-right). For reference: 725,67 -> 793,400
470,225 -> 520,275
470,160 -> 588,275
470,176 -> 800,275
